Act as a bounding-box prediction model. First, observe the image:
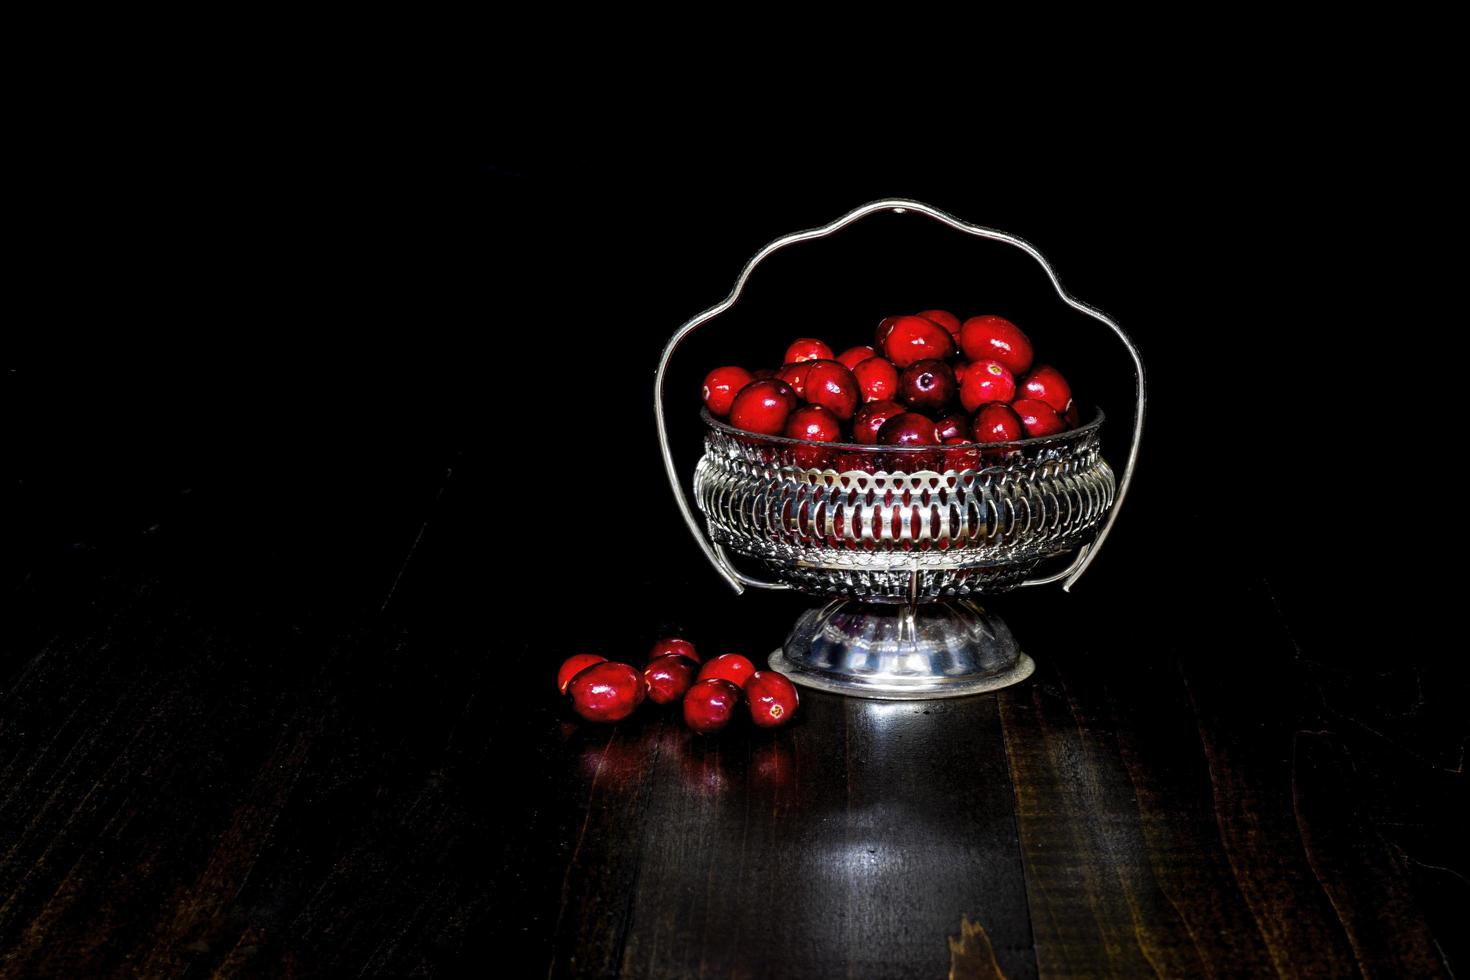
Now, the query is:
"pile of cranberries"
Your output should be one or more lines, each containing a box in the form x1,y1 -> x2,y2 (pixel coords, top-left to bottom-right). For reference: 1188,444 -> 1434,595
701,312 -> 1079,459
557,639 -> 799,734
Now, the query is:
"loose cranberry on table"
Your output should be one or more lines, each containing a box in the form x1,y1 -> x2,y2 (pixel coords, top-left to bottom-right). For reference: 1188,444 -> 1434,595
775,362 -> 812,399
1019,364 -> 1072,413
649,637 -> 700,664
728,379 -> 797,436
697,653 -> 758,690
701,366 -> 754,418
852,399 -> 906,445
783,338 -> 834,364
644,655 -> 697,705
684,679 -> 743,734
803,360 -> 860,421
557,653 -> 608,695
960,315 -> 1034,376
973,403 -> 1024,443
837,345 -> 877,370
882,314 -> 956,368
878,412 -> 939,447
567,661 -> 646,723
852,356 -> 900,403
959,359 -> 1017,412
746,671 -> 800,728
1012,398 -> 1068,437
934,413 -> 969,443
899,359 -> 957,413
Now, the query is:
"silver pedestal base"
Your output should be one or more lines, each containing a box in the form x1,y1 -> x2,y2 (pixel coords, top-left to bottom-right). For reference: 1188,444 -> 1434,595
770,598 -> 1035,700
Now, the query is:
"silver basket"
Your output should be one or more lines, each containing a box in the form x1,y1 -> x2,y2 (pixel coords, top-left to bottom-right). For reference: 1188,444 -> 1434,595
656,199 -> 1145,698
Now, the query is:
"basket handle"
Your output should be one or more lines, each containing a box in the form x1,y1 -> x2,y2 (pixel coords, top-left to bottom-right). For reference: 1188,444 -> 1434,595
655,198 -> 1145,595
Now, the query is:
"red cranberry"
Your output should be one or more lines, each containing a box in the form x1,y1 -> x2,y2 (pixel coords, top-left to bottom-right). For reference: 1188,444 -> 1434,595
852,399 -> 906,445
852,356 -> 901,403
953,361 -> 971,387
837,345 -> 877,370
557,653 -> 608,695
874,316 -> 898,349
1019,364 -> 1072,413
644,655 -> 697,705
960,315 -> 1034,376
918,309 -> 962,337
803,360 -> 860,421
882,314 -> 956,368
683,678 -> 743,733
934,413 -> 968,442
941,437 -> 980,471
785,404 -> 843,442
1065,402 -> 1081,428
649,638 -> 700,664
973,403 -> 1024,443
1012,398 -> 1067,437
568,662 -> 646,722
746,671 -> 800,728
878,412 -> 938,447
959,360 -> 1017,411
729,379 -> 797,436
701,366 -> 754,418
776,362 -> 812,399
697,653 -> 758,690
784,338 -> 833,364
899,359 -> 957,413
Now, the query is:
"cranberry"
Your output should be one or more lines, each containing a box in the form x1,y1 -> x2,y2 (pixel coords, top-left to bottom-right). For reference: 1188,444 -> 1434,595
557,653 -> 608,695
837,345 -> 877,370
568,662 -> 646,722
746,671 -> 800,728
803,360 -> 860,421
882,314 -> 956,368
874,315 -> 898,349
918,309 -> 962,337
973,403 -> 1024,443
1065,402 -> 1081,428
934,413 -> 968,443
941,437 -> 980,471
701,366 -> 754,418
1012,398 -> 1067,437
785,404 -> 843,443
776,362 -> 812,399
960,315 -> 1034,376
899,359 -> 957,413
649,637 -> 700,664
644,655 -> 697,704
959,360 -> 1017,411
697,653 -> 758,690
878,412 -> 938,447
683,678 -> 743,733
953,361 -> 971,387
729,379 -> 797,436
852,399 -> 906,445
852,356 -> 900,403
1019,364 -> 1072,413
784,338 -> 833,364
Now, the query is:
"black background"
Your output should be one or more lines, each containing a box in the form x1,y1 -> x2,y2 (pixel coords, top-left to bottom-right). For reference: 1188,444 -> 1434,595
12,133 -> 1450,657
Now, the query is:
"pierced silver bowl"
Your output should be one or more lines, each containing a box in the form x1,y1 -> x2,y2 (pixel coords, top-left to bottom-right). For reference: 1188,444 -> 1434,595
656,199 -> 1145,699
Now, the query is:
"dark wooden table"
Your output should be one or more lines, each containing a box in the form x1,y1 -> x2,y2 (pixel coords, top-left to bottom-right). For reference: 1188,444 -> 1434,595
4,433 -> 1464,978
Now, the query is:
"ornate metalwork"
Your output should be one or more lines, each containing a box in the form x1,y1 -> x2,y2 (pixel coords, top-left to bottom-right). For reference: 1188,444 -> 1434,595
694,412 -> 1115,601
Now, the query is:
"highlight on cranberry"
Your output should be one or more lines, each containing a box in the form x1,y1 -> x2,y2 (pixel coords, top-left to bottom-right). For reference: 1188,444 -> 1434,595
703,310 -> 1082,468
